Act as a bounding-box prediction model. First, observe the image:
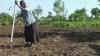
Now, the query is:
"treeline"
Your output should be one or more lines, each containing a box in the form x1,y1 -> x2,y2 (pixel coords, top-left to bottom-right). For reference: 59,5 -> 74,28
0,0 -> 100,27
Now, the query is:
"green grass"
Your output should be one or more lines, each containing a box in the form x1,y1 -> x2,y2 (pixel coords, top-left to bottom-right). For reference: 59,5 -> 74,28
37,20 -> 100,28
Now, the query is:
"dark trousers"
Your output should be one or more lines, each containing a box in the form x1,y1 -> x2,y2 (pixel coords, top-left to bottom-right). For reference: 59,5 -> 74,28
24,22 -> 39,43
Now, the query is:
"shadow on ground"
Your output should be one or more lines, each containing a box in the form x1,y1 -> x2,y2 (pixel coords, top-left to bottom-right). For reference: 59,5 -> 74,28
89,44 -> 100,56
0,32 -> 24,38
63,32 -> 100,42
38,31 -> 100,42
0,44 -> 25,49
0,31 -> 100,42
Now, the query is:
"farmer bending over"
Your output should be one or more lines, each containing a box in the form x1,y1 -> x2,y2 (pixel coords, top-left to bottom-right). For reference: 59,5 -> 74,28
15,0 -> 39,47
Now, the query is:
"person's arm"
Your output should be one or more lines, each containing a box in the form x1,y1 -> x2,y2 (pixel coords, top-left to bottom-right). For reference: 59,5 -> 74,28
15,1 -> 26,11
17,4 -> 26,11
15,17 -> 21,23
15,16 -> 22,24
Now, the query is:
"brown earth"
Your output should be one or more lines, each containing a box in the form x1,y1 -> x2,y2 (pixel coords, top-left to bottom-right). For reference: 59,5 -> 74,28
0,25 -> 100,56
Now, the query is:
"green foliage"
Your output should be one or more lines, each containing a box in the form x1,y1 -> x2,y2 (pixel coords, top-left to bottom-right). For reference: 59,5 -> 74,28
91,8 -> 100,19
53,0 -> 65,16
0,13 -> 12,26
52,21 -> 100,27
47,12 -> 52,19
53,0 -> 67,22
50,15 -> 66,22
69,14 -> 75,21
69,8 -> 88,21
38,20 -> 100,28
37,17 -> 52,25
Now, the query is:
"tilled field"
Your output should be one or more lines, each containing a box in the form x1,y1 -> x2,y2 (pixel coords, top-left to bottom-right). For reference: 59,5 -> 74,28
0,25 -> 100,56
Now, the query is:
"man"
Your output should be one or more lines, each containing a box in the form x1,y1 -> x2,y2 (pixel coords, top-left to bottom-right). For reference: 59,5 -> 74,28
15,0 -> 39,47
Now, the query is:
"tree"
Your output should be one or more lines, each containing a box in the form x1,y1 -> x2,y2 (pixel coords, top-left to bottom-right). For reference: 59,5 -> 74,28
91,8 -> 100,19
69,8 -> 88,21
34,5 -> 43,20
0,12 -> 12,25
53,0 -> 66,21
78,8 -> 88,21
68,14 -> 75,21
98,0 -> 100,2
53,0 -> 65,16
47,11 -> 53,20
48,12 -> 52,17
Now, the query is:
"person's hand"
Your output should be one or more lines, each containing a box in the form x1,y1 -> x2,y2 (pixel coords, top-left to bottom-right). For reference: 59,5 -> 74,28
15,0 -> 18,5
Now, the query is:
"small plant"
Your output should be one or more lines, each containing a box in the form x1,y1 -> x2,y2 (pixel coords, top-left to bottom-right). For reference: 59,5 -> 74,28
47,50 -> 52,54
32,44 -> 37,49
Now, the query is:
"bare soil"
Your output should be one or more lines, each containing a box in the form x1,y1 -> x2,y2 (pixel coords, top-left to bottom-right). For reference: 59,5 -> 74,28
0,25 -> 100,56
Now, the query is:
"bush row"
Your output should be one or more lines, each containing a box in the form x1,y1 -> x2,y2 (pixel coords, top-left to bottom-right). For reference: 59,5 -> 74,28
37,20 -> 100,27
